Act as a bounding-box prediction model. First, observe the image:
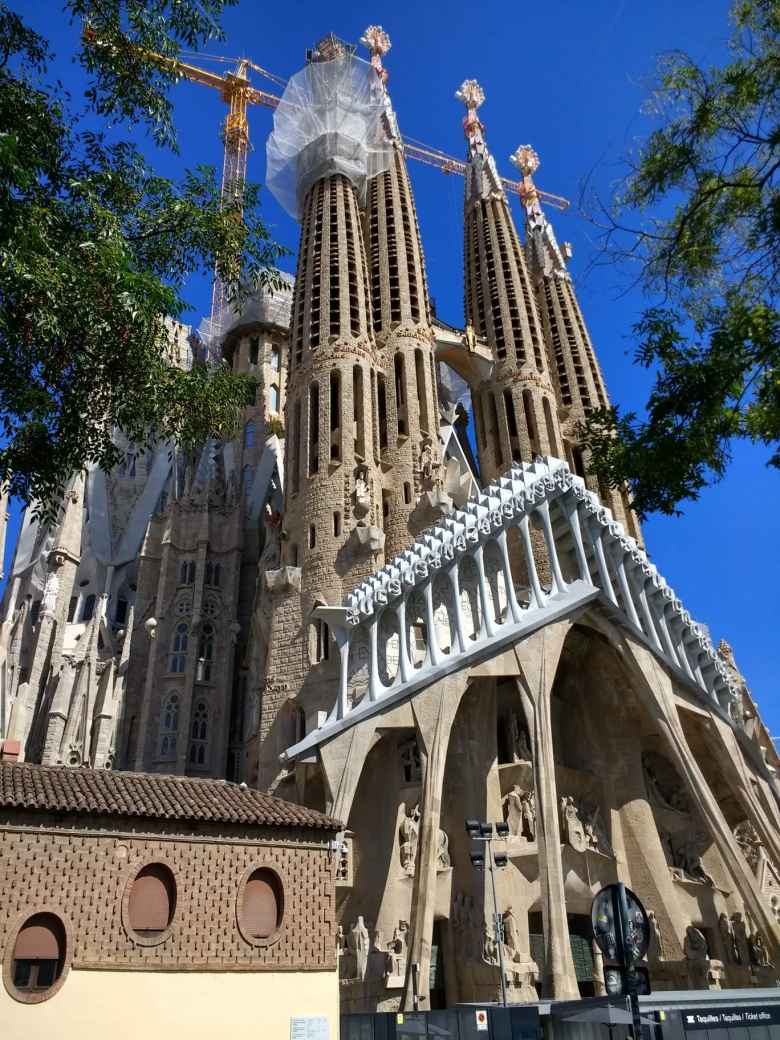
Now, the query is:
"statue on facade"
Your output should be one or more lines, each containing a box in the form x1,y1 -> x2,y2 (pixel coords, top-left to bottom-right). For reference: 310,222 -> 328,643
510,713 -> 532,762
671,833 -> 713,885
348,916 -> 370,981
260,505 -> 283,572
734,820 -> 762,873
353,465 -> 371,521
503,785 -> 525,837
591,939 -> 607,995
732,912 -> 751,966
483,923 -> 498,965
438,827 -> 451,869
642,752 -> 690,813
399,803 -> 420,875
750,928 -> 772,968
464,322 -> 477,353
718,913 -> 737,964
502,906 -> 520,960
647,910 -> 666,963
684,926 -> 710,989
386,921 -> 408,980
560,795 -> 588,853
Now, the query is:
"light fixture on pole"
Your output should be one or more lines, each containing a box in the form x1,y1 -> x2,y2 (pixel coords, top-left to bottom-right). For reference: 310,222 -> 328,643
465,817 -> 509,1006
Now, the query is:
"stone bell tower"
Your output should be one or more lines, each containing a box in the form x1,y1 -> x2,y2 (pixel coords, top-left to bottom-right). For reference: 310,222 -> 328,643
512,144 -> 642,542
361,26 -> 443,557
459,81 -> 564,484
254,36 -> 395,788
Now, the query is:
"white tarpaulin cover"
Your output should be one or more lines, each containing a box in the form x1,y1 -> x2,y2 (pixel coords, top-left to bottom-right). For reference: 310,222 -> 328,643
266,52 -> 393,221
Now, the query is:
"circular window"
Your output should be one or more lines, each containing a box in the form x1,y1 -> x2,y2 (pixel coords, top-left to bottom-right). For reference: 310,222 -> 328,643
125,863 -> 177,947
237,867 -> 284,947
4,912 -> 68,1004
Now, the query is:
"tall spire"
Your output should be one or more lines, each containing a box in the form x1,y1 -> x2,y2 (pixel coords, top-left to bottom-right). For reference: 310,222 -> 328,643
510,145 -> 570,280
361,26 -> 441,555
458,82 -> 563,481
510,143 -> 642,542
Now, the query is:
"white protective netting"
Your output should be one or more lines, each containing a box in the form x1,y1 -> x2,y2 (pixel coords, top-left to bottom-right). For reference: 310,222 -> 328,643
266,51 -> 394,221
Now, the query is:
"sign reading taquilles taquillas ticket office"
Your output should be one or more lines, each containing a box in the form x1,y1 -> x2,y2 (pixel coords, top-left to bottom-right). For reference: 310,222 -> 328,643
680,1007 -> 780,1031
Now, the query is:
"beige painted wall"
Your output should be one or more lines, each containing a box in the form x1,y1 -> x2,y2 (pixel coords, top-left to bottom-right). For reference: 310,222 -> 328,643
1,968 -> 339,1040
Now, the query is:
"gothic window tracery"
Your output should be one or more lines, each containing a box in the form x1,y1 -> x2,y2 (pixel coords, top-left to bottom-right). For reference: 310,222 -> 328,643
170,623 -> 188,673
204,561 -> 221,587
179,560 -> 195,586
189,700 -> 209,766
158,693 -> 179,758
196,622 -> 215,683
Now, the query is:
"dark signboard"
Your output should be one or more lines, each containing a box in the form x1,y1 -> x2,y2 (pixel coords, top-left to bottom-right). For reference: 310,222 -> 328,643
680,1006 -> 780,1031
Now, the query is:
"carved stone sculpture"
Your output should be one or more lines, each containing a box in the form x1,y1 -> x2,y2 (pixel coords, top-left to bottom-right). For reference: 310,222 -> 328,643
560,795 -> 588,853
260,505 -> 283,571
718,912 -> 737,964
734,819 -> 762,873
647,910 -> 666,963
643,752 -> 690,813
510,713 -> 532,762
750,928 -> 772,968
503,785 -> 524,836
732,912 -> 751,966
353,466 -> 371,521
386,921 -> 408,982
502,906 -> 520,959
349,916 -> 370,981
437,827 -> 451,870
504,786 -> 536,841
670,833 -> 713,885
591,939 -> 606,995
399,803 -> 420,876
684,926 -> 712,989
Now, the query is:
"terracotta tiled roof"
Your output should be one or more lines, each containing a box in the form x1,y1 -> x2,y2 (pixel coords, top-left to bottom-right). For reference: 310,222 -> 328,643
0,762 -> 341,831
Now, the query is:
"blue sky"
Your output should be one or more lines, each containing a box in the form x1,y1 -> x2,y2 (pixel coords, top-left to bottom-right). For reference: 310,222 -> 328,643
7,0 -> 779,733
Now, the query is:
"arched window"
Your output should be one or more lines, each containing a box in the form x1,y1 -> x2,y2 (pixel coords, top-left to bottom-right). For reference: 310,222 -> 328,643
170,623 -> 188,673
197,623 -> 214,683
179,560 -> 195,586
11,913 -> 65,996
204,560 -> 221,587
270,343 -> 281,371
244,420 -> 256,449
248,336 -> 259,366
189,700 -> 209,765
128,864 -> 176,938
242,869 -> 284,940
158,693 -> 179,758
269,382 -> 280,413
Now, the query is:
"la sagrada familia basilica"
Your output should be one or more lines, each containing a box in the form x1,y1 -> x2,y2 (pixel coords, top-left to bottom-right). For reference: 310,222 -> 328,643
1,27 -> 779,1012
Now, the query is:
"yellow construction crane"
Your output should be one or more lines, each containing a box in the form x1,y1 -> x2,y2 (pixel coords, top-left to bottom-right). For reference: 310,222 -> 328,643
83,31 -> 569,329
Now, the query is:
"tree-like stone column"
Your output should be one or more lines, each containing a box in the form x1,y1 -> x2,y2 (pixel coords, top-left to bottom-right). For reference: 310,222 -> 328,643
515,622 -> 579,998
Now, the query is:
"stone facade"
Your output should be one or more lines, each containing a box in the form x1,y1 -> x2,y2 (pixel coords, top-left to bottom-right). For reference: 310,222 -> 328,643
0,27 -> 779,1018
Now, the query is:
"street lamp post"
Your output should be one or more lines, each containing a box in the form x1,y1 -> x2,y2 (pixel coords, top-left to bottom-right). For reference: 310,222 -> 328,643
466,818 -> 510,1006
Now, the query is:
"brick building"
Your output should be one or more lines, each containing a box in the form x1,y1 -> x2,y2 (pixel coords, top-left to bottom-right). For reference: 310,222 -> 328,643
0,758 -> 340,1037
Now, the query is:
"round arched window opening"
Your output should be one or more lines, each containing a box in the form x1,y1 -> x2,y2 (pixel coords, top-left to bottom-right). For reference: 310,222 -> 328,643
5,912 -> 67,1004
239,867 -> 285,947
127,863 -> 177,945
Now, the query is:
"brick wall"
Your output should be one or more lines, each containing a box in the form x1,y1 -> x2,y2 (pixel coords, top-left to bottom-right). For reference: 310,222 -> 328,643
0,816 -> 336,972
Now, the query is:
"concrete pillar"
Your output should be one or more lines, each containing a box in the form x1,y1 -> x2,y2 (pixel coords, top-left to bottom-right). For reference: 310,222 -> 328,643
514,621 -> 579,999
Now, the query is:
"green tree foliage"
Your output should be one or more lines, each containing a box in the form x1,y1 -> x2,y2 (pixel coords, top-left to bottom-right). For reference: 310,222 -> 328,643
0,1 -> 285,520
581,0 -> 780,517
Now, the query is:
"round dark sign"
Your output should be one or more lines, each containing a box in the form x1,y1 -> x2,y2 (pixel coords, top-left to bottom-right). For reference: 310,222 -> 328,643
591,884 -> 650,965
